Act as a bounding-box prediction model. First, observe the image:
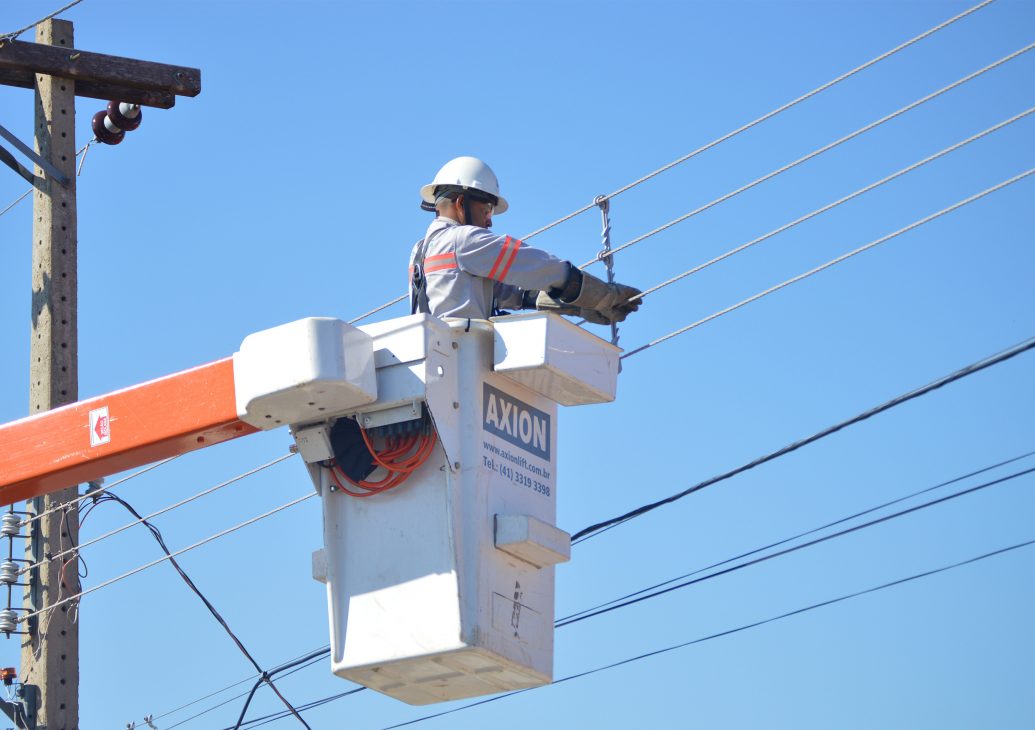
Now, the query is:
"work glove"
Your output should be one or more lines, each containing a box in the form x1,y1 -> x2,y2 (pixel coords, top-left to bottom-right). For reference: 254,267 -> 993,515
534,291 -> 613,325
568,271 -> 643,324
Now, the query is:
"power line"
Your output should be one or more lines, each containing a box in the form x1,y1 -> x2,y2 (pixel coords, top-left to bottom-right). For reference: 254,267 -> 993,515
91,491 -> 309,729
558,464 -> 1035,628
559,448 -> 1035,623
525,0 -> 997,242
147,645 -> 332,730
621,167 -> 1035,360
20,455 -> 182,529
630,106 -> 1035,306
383,537 -> 1035,728
345,0 -> 994,325
580,42 -> 1035,269
22,453 -> 294,575
0,0 -> 87,42
19,491 -> 316,623
159,448 -> 1035,724
574,335 -> 1035,542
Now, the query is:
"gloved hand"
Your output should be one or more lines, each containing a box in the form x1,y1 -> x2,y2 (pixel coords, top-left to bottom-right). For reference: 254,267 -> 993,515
534,291 -> 613,325
569,271 -> 643,324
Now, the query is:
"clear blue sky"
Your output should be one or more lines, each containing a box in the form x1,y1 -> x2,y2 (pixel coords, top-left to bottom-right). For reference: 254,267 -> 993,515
1,0 -> 1033,727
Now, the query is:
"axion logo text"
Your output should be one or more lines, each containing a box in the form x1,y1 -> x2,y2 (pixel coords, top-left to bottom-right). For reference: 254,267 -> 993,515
482,383 -> 550,461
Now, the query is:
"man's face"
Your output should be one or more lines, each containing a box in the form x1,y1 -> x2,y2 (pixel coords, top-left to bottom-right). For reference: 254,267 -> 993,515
458,196 -> 494,228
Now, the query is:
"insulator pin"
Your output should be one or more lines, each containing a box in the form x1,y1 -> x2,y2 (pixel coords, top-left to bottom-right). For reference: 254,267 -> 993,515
0,562 -> 18,586
0,514 -> 20,538
0,610 -> 17,633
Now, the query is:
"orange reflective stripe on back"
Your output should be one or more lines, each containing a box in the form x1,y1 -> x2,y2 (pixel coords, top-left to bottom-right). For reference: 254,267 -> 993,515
424,252 -> 457,273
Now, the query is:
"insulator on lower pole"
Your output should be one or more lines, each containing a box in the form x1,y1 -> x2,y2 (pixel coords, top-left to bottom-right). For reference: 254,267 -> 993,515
0,514 -> 20,538
0,562 -> 18,587
0,610 -> 17,633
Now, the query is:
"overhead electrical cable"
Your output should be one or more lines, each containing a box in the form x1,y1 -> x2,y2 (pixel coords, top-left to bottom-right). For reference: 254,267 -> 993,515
559,448 -> 1035,623
89,491 -> 310,728
346,0 -> 995,325
0,0 -> 87,42
18,491 -> 316,623
152,646 -> 332,730
558,465 -> 1035,627
628,106 -> 1035,306
170,450 -> 1035,723
580,43 -> 1035,269
533,0 -> 997,242
574,335 -> 1035,542
20,455 -> 182,528
620,168 -> 1035,361
382,537 -> 1035,728
22,453 -> 294,575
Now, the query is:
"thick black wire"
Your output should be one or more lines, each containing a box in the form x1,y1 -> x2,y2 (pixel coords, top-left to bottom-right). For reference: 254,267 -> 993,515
557,463 -> 1035,627
558,448 -> 1035,623
572,337 -> 1035,543
382,537 -> 1035,729
230,649 -> 331,730
203,450 -> 1035,727
233,688 -> 366,730
94,492 -> 310,730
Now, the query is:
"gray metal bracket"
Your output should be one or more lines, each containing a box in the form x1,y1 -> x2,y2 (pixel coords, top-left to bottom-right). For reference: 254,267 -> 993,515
0,684 -> 39,730
0,121 -> 70,186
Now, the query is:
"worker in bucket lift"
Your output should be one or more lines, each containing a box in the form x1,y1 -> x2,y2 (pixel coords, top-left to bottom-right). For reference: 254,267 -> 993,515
410,156 -> 643,324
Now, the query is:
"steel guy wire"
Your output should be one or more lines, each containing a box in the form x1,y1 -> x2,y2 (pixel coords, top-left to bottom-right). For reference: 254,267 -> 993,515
345,1 -> 995,326
620,166 -> 1035,360
19,455 -> 181,529
580,42 -> 1035,270
560,447 -> 1035,623
558,465 -> 1035,628
627,106 -> 1035,307
0,141 -> 93,222
521,0 -> 998,243
18,491 -> 316,624
576,335 -> 1035,542
383,537 -> 1035,729
0,0 -> 87,42
19,453 -> 295,576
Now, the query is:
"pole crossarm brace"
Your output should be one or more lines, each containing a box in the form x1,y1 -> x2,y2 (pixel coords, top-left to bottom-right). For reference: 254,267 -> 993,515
0,358 -> 257,507
0,39 -> 200,109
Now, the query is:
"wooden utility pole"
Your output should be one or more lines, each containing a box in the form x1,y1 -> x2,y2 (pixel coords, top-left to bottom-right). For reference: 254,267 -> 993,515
0,18 -> 200,726
22,18 -> 80,730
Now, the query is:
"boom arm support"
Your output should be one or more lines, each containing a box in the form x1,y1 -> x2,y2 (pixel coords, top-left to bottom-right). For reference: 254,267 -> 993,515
0,358 -> 256,506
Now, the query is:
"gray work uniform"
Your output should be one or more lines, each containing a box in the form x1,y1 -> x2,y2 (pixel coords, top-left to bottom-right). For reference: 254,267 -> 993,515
410,217 -> 570,319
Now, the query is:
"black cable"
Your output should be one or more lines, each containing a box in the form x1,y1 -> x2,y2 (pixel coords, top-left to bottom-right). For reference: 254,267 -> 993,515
227,688 -> 366,730
231,649 -> 331,730
382,537 -> 1035,729
94,492 -> 311,730
559,449 -> 1035,623
558,463 -> 1035,627
572,336 -> 1035,543
168,449 -> 1035,726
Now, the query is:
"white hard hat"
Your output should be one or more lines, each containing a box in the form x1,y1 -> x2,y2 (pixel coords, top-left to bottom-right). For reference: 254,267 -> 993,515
420,156 -> 509,214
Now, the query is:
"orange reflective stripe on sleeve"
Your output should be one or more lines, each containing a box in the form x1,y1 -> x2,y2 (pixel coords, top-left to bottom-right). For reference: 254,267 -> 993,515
424,252 -> 458,273
488,235 -> 520,281
497,236 -> 522,281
